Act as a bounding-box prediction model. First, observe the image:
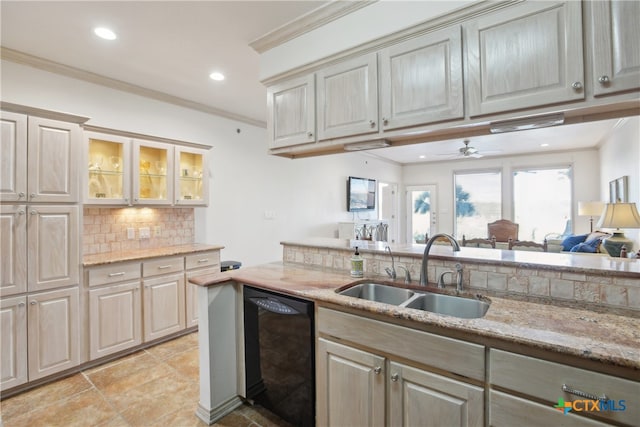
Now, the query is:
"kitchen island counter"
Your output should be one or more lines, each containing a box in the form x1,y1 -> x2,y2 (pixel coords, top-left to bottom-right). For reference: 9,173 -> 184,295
190,262 -> 640,373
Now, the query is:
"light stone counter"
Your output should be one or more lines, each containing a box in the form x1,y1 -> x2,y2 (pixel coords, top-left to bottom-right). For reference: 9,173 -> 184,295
82,243 -> 224,266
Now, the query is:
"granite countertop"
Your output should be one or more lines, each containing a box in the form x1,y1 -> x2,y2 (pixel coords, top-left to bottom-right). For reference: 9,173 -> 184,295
83,243 -> 224,266
190,262 -> 640,373
282,237 -> 640,277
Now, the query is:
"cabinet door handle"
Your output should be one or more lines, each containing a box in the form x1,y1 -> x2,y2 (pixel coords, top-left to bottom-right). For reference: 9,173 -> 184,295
369,120 -> 376,128
108,272 -> 126,277
562,384 -> 607,402
391,373 -> 399,382
30,210 -> 38,216
17,209 -> 25,216
598,75 -> 610,85
307,132 -> 313,138
382,117 -> 388,126
18,302 -> 25,307
158,265 -> 172,270
571,81 -> 583,91
18,192 -> 25,199
197,259 -> 209,263
30,301 -> 37,305
30,193 -> 36,199
373,366 -> 382,375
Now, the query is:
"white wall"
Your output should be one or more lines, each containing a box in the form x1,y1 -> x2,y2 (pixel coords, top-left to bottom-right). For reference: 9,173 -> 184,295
599,117 -> 640,249
1,60 -> 402,266
402,149 -> 601,240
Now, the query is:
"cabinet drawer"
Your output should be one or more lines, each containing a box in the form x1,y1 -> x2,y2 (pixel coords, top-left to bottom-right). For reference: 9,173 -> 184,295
142,256 -> 184,277
490,349 -> 638,426
490,390 -> 609,427
88,262 -> 141,287
318,307 -> 484,381
185,251 -> 220,271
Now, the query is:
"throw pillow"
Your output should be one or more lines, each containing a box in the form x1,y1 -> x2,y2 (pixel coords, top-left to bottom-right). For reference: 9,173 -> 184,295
570,241 -> 598,253
561,234 -> 588,251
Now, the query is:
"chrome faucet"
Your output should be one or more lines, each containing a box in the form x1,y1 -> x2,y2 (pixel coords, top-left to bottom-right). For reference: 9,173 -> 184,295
397,265 -> 412,284
419,233 -> 461,286
436,263 -> 464,290
384,246 -> 396,280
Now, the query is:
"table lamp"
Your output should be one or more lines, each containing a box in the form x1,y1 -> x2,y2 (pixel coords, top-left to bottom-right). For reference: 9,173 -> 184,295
578,201 -> 605,232
596,202 -> 640,257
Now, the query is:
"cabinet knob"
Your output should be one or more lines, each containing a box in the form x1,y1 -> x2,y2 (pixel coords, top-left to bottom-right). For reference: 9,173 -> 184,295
30,301 -> 37,305
373,366 -> 382,375
598,75 -> 610,85
30,193 -> 36,199
17,209 -> 25,216
18,302 -> 25,307
30,210 -> 38,216
18,192 -> 25,199
369,120 -> 376,128
391,373 -> 399,382
571,81 -> 583,91
307,132 -> 313,138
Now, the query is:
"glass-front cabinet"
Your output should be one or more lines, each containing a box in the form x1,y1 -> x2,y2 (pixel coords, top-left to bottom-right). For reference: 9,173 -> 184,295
174,146 -> 208,205
85,132 -> 132,205
132,139 -> 173,206
84,129 -> 209,207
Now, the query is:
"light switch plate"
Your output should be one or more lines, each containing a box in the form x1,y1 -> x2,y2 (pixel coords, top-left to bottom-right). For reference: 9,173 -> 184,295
139,227 -> 150,239
127,228 -> 135,239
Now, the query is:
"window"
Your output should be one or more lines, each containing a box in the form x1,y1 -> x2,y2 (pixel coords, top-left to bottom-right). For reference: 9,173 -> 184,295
454,171 -> 502,239
513,166 -> 572,241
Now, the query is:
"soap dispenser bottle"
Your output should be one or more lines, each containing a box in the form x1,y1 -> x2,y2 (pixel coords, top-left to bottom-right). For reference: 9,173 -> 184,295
351,247 -> 364,278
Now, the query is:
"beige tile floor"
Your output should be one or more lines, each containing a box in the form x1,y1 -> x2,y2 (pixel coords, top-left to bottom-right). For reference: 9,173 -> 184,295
1,332 -> 289,427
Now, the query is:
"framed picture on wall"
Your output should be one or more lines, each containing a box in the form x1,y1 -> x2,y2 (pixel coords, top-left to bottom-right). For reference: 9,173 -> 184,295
609,176 -> 628,203
616,176 -> 628,203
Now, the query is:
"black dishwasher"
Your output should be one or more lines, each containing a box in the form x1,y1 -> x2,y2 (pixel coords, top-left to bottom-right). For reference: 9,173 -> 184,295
243,286 -> 315,427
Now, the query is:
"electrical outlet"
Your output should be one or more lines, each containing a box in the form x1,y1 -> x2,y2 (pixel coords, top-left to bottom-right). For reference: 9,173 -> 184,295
139,227 -> 150,239
154,226 -> 161,237
127,228 -> 135,240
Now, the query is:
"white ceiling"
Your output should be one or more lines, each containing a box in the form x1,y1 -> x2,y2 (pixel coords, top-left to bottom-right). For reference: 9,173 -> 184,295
0,1 -> 625,165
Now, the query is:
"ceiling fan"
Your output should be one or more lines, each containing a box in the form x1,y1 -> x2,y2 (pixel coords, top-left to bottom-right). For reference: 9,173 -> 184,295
459,140 -> 483,158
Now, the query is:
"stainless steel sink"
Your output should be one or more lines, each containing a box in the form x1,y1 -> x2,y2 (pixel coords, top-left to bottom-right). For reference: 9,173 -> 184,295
338,283 -> 414,305
403,293 -> 489,319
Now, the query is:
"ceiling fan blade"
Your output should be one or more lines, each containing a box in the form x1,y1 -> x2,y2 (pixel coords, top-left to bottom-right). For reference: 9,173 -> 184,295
469,152 -> 484,158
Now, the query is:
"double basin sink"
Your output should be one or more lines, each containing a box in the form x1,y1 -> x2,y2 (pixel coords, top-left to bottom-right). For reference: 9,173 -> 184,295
337,282 -> 490,319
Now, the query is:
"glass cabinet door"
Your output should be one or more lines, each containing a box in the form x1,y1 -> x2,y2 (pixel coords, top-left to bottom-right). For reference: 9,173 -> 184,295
133,139 -> 173,205
85,132 -> 131,205
174,146 -> 208,206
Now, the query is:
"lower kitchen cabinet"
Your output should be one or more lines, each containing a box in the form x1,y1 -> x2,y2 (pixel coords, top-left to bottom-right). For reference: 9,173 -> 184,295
88,281 -> 142,360
143,272 -> 185,341
317,338 -> 385,426
489,349 -> 638,427
185,251 -> 220,328
389,361 -> 484,427
27,287 -> 80,381
0,295 -> 28,390
317,307 -> 484,427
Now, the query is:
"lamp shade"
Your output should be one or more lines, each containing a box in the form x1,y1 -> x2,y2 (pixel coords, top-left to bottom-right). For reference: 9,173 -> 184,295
597,203 -> 640,229
578,201 -> 604,217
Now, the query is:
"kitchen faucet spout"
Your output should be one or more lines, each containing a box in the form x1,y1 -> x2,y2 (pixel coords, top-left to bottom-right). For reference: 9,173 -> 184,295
419,233 -> 460,286
384,246 -> 396,280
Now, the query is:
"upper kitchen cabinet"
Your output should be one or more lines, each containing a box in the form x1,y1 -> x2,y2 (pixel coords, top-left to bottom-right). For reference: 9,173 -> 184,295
85,132 -> 132,205
466,1 -> 584,117
1,112 -> 82,203
174,146 -> 208,206
379,26 -> 464,130
589,0 -> 640,97
267,74 -> 316,149
317,53 -> 378,140
132,139 -> 174,206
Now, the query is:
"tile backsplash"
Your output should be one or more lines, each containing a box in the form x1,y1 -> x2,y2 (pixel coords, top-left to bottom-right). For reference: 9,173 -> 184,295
83,207 -> 194,255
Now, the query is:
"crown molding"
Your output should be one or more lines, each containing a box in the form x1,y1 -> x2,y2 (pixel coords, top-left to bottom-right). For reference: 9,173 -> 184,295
1,47 -> 267,128
249,0 -> 376,53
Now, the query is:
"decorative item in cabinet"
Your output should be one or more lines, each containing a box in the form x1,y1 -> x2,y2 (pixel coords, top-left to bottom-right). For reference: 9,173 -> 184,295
174,146 -> 209,206
133,139 -> 173,205
84,131 -> 132,204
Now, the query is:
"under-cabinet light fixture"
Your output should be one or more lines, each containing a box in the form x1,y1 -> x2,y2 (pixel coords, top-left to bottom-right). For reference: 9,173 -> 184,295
489,113 -> 565,134
94,27 -> 117,40
343,139 -> 390,151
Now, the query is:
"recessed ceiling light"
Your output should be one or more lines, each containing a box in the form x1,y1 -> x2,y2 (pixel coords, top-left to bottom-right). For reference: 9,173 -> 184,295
94,27 -> 117,40
209,72 -> 225,81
